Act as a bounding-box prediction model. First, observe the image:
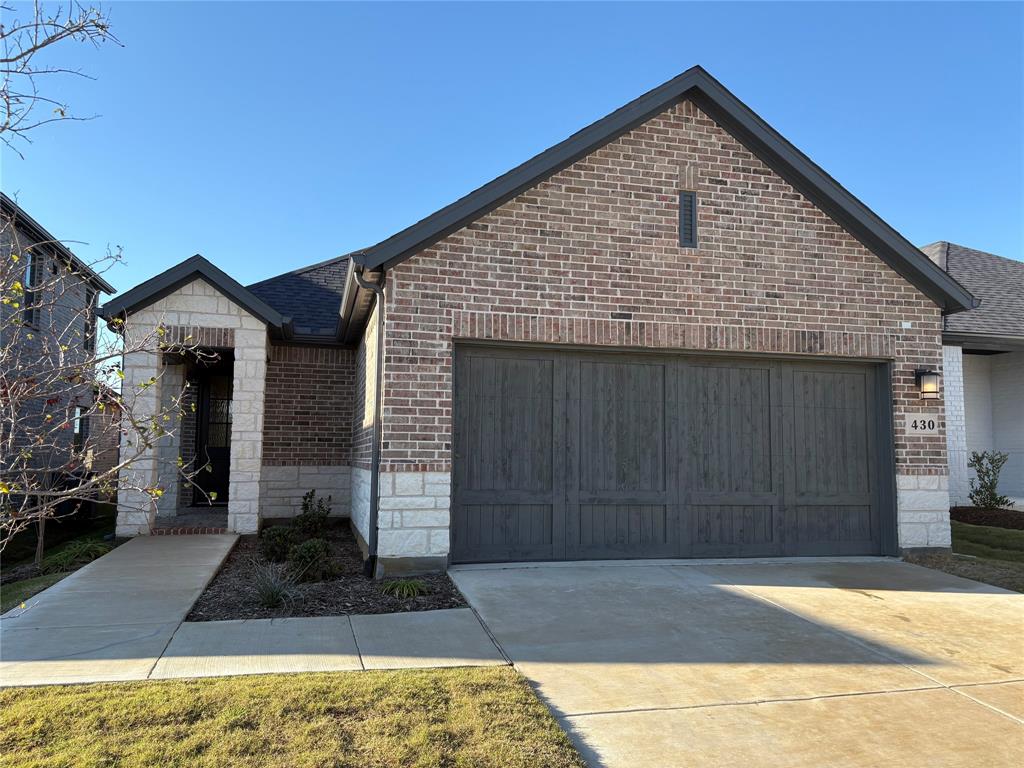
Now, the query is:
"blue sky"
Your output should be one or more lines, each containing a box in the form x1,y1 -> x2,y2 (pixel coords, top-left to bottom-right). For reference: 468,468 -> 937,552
2,1 -> 1021,297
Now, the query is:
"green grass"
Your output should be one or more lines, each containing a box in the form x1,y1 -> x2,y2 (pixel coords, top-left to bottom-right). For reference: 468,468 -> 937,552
0,572 -> 69,613
952,520 -> 1024,563
0,667 -> 585,768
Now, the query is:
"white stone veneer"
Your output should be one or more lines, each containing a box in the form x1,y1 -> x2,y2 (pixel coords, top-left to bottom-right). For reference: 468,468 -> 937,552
376,471 -> 451,559
897,473 -> 951,548
259,465 -> 351,519
115,277 -> 268,536
350,466 -> 372,546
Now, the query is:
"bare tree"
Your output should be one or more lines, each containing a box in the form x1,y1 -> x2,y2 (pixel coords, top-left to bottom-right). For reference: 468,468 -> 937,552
1,1 -> 119,154
0,209 -> 217,557
1,4 -> 210,561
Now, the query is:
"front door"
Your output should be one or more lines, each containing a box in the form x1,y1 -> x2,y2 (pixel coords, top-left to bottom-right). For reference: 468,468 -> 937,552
193,373 -> 232,505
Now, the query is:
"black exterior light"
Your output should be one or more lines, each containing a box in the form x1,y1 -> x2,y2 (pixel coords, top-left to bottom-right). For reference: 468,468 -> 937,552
915,368 -> 941,400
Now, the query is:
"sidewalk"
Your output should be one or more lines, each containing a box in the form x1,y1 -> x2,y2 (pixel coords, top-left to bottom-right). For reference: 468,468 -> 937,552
1,535 -> 505,687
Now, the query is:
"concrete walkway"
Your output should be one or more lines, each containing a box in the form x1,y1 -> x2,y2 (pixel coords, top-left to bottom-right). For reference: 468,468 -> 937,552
452,559 -> 1024,768
1,535 -> 237,685
1,535 -> 505,687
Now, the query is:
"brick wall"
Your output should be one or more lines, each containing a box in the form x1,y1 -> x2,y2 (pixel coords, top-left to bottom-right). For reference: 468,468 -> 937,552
262,344 -> 354,466
382,99 -> 946,480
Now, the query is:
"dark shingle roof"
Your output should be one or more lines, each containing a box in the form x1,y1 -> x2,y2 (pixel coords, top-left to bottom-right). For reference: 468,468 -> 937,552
921,242 -> 1024,339
247,254 -> 353,337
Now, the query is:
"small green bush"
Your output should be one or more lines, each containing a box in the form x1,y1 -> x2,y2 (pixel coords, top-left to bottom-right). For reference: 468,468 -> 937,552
41,539 -> 112,574
288,537 -> 333,582
292,490 -> 331,538
969,451 -> 1014,510
381,578 -> 432,599
259,526 -> 294,563
250,560 -> 299,609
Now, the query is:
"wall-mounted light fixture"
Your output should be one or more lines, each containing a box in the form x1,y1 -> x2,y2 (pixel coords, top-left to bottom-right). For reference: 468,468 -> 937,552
915,368 -> 941,400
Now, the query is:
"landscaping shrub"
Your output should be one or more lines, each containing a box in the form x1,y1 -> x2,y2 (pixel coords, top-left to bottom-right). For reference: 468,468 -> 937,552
259,525 -> 294,562
292,490 -> 331,538
288,537 -> 333,582
40,539 -> 111,574
968,451 -> 1013,510
381,578 -> 432,599
250,560 -> 299,609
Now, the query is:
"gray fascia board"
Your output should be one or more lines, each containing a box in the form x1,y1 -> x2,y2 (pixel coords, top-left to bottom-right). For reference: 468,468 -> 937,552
355,66 -> 976,315
99,254 -> 287,331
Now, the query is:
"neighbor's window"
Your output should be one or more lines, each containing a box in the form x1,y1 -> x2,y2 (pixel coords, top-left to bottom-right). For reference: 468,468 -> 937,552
679,190 -> 698,248
84,287 -> 97,352
73,406 -> 89,450
22,250 -> 41,326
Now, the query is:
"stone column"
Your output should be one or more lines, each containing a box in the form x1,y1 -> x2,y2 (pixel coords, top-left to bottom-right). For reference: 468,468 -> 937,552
227,323 -> 268,534
114,347 -> 161,536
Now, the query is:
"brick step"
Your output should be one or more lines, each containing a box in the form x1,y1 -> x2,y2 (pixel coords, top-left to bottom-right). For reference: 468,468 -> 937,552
152,526 -> 228,535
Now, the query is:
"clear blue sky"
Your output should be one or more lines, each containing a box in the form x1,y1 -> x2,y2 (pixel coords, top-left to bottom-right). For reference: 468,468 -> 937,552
2,1 -> 1021,298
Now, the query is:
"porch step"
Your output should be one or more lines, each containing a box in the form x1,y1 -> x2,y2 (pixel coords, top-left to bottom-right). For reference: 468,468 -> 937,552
153,526 -> 228,535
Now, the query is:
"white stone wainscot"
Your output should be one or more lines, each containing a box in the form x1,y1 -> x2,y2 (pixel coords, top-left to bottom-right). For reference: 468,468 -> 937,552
376,471 -> 452,559
897,474 -> 951,549
260,465 -> 352,519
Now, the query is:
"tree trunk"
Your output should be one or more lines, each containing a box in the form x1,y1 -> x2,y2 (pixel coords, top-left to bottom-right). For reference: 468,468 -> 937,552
34,514 -> 46,569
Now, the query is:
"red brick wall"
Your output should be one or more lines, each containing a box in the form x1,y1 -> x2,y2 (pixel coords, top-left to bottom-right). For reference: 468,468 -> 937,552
262,344 -> 355,466
381,99 -> 946,474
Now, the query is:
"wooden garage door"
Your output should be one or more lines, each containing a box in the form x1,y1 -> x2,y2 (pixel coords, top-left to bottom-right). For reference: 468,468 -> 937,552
451,346 -> 892,563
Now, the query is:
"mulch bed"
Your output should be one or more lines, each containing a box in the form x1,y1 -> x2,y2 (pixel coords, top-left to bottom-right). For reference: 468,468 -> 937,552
186,526 -> 467,621
949,506 -> 1024,530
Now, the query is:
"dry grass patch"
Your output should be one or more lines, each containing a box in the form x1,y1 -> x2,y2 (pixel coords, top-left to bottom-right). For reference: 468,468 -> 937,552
0,667 -> 583,768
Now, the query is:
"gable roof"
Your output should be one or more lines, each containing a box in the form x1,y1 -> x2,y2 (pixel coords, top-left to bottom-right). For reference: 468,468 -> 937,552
350,65 -> 976,315
1,192 -> 115,294
99,254 -> 291,336
247,253 -> 354,338
921,242 -> 1024,343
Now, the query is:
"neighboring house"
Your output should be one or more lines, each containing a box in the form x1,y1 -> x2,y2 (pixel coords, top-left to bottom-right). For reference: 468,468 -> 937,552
923,243 -> 1024,507
101,67 -> 979,575
0,192 -> 116,474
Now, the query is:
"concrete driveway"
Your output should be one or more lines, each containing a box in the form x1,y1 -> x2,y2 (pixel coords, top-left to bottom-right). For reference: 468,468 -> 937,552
451,559 -> 1024,768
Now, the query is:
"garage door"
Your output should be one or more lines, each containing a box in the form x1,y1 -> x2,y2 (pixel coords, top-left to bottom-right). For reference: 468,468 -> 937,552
451,345 -> 894,563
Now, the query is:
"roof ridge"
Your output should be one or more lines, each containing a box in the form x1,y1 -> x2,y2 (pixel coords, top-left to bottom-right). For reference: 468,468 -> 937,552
247,250 -> 361,289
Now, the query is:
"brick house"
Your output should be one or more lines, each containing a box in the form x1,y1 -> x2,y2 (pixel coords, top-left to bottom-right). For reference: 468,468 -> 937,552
924,243 -> 1023,507
101,67 -> 979,575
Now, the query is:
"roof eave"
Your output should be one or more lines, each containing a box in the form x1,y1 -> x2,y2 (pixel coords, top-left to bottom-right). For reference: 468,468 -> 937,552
99,254 -> 287,334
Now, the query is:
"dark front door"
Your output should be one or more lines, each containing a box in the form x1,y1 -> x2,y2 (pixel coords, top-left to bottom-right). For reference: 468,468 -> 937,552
451,345 -> 893,564
193,373 -> 232,505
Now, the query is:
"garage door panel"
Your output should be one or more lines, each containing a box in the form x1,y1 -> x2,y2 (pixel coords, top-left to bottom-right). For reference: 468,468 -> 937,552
690,505 -> 777,557
576,360 -> 667,494
685,365 -> 774,495
791,369 -> 871,498
455,504 -> 553,556
464,355 -> 554,493
784,505 -> 874,555
576,504 -> 672,553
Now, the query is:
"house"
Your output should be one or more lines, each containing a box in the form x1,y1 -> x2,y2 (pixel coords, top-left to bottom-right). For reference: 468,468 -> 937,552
101,67 -> 980,576
924,243 -> 1024,507
1,192 -> 116,474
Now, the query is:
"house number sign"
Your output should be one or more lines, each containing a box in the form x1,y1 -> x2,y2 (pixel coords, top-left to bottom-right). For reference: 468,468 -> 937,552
905,413 -> 939,434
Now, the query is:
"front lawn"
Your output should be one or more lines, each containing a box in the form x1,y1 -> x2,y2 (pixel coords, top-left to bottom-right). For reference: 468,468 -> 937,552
0,572 -> 69,613
950,520 -> 1024,563
0,667 -> 584,768
905,519 -> 1024,593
